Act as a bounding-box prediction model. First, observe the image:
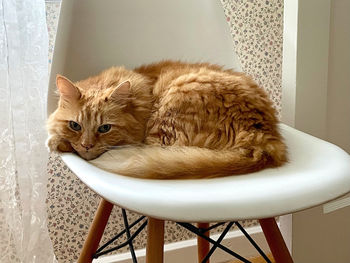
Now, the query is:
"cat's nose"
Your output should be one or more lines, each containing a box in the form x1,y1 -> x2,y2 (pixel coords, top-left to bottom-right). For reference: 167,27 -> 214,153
81,143 -> 94,150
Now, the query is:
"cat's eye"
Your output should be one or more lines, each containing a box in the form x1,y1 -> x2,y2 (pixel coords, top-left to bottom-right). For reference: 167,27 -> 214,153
98,124 -> 111,133
69,121 -> 81,131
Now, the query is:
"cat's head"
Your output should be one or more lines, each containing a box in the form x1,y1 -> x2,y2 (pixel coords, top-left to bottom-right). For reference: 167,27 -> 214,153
47,68 -> 152,160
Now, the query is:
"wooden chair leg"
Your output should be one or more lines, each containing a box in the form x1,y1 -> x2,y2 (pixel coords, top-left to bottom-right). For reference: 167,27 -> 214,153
197,223 -> 210,263
146,217 -> 165,263
259,218 -> 293,263
78,198 -> 114,263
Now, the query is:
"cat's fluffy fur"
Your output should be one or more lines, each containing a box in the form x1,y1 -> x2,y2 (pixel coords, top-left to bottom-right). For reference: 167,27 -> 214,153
47,61 -> 287,179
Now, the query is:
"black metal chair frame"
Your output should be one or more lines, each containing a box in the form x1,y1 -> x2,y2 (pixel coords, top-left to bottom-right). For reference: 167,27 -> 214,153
93,207 -> 272,263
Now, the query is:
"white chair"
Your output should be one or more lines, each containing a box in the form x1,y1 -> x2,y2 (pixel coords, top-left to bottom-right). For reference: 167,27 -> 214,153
48,1 -> 350,262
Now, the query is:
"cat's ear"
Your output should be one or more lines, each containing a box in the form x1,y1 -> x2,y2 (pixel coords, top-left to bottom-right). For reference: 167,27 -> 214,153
110,80 -> 131,101
56,75 -> 81,101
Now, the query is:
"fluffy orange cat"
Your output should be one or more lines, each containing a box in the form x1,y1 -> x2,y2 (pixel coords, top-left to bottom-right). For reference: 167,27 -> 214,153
47,61 -> 287,179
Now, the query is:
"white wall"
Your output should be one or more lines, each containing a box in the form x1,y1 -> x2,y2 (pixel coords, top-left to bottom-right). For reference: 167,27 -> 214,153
282,0 -> 330,138
283,0 -> 350,262
326,0 -> 350,153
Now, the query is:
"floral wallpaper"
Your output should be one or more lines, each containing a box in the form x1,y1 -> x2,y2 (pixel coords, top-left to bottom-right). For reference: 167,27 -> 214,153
221,0 -> 284,115
46,0 -> 284,262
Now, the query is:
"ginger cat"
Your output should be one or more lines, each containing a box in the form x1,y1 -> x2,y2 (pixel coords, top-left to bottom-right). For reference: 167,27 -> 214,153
47,61 -> 287,179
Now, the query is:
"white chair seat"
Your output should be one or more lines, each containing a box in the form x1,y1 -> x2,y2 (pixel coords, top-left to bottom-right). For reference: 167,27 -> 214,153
61,124 -> 350,222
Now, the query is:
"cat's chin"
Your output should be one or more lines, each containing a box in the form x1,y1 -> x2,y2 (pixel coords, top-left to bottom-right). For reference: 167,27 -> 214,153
77,151 -> 104,161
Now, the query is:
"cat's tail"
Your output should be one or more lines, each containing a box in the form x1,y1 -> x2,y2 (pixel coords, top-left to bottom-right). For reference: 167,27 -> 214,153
89,142 -> 287,179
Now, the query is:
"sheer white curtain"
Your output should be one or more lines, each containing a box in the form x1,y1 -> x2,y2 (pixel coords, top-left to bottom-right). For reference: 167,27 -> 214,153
0,0 -> 56,262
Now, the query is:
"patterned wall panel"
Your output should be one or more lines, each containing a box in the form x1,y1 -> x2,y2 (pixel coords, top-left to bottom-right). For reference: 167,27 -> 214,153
221,0 -> 284,115
46,1 -> 284,261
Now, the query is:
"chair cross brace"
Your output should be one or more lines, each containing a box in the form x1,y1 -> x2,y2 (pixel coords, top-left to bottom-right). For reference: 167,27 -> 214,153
177,221 -> 272,263
92,208 -> 271,263
93,209 -> 147,261
235,222 -> 272,263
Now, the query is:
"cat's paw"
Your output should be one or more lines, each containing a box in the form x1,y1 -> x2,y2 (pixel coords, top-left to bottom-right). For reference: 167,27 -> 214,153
46,135 -> 74,153
46,135 -> 56,152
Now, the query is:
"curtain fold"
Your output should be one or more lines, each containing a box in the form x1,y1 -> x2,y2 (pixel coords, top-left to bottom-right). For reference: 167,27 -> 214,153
0,0 -> 56,262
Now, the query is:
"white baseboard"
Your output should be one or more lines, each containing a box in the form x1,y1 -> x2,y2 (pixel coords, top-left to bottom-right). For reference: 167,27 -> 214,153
94,225 -> 270,263
323,195 -> 350,214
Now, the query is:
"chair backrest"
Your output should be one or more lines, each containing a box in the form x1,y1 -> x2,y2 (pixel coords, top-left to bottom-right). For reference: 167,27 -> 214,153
48,0 -> 241,114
